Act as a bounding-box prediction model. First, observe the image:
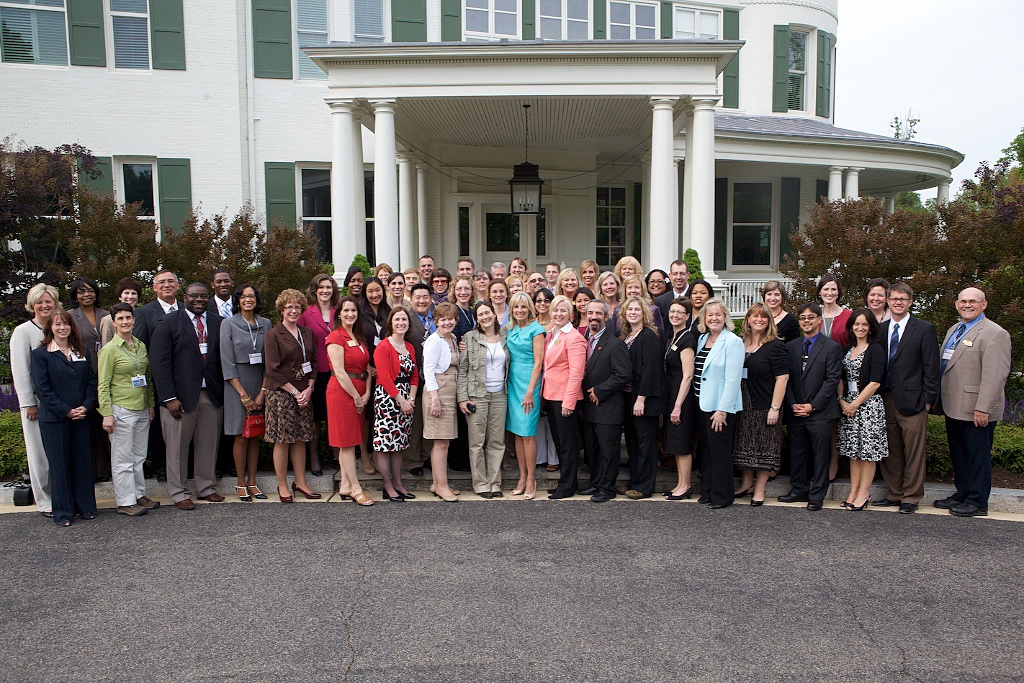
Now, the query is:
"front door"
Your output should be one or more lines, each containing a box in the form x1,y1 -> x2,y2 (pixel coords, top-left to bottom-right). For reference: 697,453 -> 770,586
480,204 -> 544,272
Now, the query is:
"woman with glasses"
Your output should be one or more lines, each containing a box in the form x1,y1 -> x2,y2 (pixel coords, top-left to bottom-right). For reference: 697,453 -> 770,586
645,269 -> 668,300
531,288 -> 559,472
431,268 -> 452,305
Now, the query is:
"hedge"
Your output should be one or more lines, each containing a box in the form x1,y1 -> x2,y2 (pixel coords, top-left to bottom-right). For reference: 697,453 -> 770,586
925,415 -> 1024,478
0,410 -> 28,479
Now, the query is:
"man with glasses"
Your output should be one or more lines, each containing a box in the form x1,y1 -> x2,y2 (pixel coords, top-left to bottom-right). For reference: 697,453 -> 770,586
655,259 -> 690,323
524,272 -> 546,296
873,282 -> 939,514
150,283 -> 225,510
935,288 -> 1011,517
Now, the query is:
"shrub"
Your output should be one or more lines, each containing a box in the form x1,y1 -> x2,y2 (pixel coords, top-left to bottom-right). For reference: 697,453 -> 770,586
925,415 -> 952,477
342,254 -> 373,296
0,325 -> 12,384
0,410 -> 28,480
993,424 -> 1024,475
683,248 -> 704,283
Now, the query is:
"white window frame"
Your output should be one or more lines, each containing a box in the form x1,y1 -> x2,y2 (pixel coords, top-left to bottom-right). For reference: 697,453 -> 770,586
298,164 -> 333,262
787,28 -> 808,112
115,157 -> 159,234
0,0 -> 69,67
727,178 -> 778,272
537,0 -> 590,41
109,0 -> 150,70
352,0 -> 388,42
464,0 -> 521,41
607,0 -> 658,40
595,185 -> 629,268
296,0 -> 328,80
672,4 -> 719,40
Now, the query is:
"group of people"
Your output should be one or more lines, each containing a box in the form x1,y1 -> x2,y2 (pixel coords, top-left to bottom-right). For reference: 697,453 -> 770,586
9,252 -> 1012,525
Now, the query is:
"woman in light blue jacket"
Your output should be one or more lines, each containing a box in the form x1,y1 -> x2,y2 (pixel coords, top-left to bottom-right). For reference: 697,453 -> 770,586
693,298 -> 744,509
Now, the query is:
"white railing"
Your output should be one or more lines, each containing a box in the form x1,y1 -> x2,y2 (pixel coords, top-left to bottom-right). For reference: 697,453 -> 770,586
718,277 -> 793,315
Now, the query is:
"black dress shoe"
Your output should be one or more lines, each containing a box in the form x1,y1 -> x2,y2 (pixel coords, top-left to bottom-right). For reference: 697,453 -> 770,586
547,488 -> 558,495
750,498 -> 764,507
708,502 -> 731,509
478,491 -> 493,499
806,501 -> 823,511
778,492 -> 808,503
591,492 -> 613,503
666,489 -> 693,501
409,467 -> 425,476
310,469 -> 323,477
933,496 -> 961,510
950,503 -> 988,517
549,490 -> 575,500
156,470 -> 167,482
578,486 -> 599,496
871,498 -> 901,507
697,496 -> 710,504
898,503 -> 918,514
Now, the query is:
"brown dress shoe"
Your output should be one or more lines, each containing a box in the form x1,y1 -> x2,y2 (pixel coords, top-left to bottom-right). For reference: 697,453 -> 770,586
136,496 -> 161,509
175,499 -> 195,510
199,492 -> 225,502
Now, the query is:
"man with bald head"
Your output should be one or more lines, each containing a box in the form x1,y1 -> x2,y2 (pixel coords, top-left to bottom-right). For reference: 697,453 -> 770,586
935,287 -> 1012,517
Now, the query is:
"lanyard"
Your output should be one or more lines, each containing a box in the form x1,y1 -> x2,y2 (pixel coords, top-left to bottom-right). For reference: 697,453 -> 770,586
118,340 -> 142,374
292,329 -> 308,364
665,329 -> 686,361
245,319 -> 261,352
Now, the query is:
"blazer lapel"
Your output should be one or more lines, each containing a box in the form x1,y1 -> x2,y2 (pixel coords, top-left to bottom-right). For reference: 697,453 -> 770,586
181,311 -> 203,361
890,317 -> 916,364
802,335 -> 825,376
946,319 -> 984,372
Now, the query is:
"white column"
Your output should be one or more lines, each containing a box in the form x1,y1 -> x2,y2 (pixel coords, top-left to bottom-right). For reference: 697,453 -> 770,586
398,154 -> 416,270
371,100 -> 399,267
687,96 -> 719,284
648,97 -> 679,270
351,112 -> 367,258
673,158 -> 682,254
883,195 -> 895,215
416,164 -> 428,259
329,100 -> 356,279
681,105 -> 694,250
936,178 -> 950,204
640,155 -> 651,268
844,167 -> 862,200
828,166 -> 844,201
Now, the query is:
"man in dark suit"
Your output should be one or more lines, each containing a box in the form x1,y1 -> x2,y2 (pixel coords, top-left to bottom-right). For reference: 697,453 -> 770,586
150,283 -> 225,510
132,269 -> 180,481
779,303 -> 842,511
874,282 -> 940,514
654,259 -> 690,323
935,287 -> 1012,517
577,300 -> 630,503
207,269 -> 235,319
405,283 -> 434,476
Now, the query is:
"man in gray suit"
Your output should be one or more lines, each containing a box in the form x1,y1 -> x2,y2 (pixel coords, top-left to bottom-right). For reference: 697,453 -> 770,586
935,287 -> 1012,517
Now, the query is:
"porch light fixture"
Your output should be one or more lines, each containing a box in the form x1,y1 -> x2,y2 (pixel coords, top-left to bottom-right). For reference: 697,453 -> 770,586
509,104 -> 543,215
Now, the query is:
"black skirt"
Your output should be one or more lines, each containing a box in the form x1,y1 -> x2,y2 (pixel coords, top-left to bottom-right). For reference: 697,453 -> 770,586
312,370 -> 330,422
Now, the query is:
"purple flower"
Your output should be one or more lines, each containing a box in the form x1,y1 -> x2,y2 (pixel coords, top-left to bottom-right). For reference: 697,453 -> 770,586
0,387 -> 19,413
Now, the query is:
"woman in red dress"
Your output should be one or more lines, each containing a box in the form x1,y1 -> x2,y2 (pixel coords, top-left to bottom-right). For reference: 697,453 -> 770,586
325,297 -> 375,506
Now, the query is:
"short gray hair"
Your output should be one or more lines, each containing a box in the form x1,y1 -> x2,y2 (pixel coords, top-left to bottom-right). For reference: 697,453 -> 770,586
25,283 -> 60,313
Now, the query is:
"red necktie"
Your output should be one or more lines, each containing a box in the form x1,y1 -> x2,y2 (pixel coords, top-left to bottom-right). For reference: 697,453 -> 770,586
196,315 -> 207,362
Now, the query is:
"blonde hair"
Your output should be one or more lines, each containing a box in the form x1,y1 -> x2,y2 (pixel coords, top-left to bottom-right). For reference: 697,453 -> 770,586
741,302 -> 779,344
504,274 -> 524,293
613,256 -> 642,283
697,298 -> 734,334
555,268 -> 579,297
549,294 -> 573,318
448,274 -> 474,302
620,274 -> 652,304
25,283 -> 61,313
507,292 -> 537,328
596,271 -> 621,304
618,295 -> 655,338
579,259 -> 599,280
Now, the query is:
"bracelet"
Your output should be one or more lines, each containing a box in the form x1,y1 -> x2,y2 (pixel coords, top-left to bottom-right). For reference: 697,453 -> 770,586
769,406 -> 780,412
259,387 -> 267,393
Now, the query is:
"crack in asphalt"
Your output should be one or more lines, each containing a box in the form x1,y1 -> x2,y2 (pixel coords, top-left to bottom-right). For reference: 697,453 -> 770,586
342,518 -> 374,682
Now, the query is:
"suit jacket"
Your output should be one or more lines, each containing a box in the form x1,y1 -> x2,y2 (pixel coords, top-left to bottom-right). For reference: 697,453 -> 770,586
580,330 -> 630,424
785,334 -> 842,421
29,346 -> 97,423
541,326 -> 586,410
696,330 -> 745,414
940,317 -> 1012,422
879,316 -> 939,416
654,286 -> 690,324
150,309 -> 224,412
626,327 -> 664,416
264,324 -> 317,392
68,306 -> 109,367
207,296 -> 234,319
132,298 -> 178,350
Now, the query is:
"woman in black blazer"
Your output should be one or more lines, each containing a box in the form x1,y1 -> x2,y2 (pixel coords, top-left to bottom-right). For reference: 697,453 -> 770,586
30,309 -> 98,526
619,296 -> 664,499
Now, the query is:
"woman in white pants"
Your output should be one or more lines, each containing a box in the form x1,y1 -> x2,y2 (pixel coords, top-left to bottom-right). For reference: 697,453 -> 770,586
10,283 -> 58,516
97,303 -> 158,516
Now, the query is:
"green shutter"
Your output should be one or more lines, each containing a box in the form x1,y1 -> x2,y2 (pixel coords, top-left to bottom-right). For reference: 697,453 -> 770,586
156,158 -> 192,232
815,31 -> 833,118
780,177 -> 800,262
772,25 -> 789,112
253,0 -> 292,79
592,0 -> 605,39
67,0 -> 105,67
150,0 -> 186,70
265,162 -> 297,230
722,9 -> 739,109
660,1 -> 671,39
522,0 -> 535,39
392,0 -> 427,42
441,0 -> 461,40
815,179 -> 829,205
713,177 -> 727,272
78,156 -> 113,197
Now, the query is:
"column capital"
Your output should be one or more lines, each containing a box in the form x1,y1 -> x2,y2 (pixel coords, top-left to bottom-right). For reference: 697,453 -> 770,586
416,163 -> 428,172
688,95 -> 720,110
845,167 -> 864,174
829,166 -> 846,173
327,98 -> 357,113
369,98 -> 397,112
650,96 -> 679,110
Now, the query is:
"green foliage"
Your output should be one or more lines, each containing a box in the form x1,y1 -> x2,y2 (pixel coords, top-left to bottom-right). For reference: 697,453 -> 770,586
925,415 -> 1024,477
925,416 -> 953,477
0,325 -> 12,384
894,191 -> 925,212
890,110 -> 919,140
683,248 -> 704,283
0,410 -> 28,479
341,254 -> 372,296
999,128 -> 1024,168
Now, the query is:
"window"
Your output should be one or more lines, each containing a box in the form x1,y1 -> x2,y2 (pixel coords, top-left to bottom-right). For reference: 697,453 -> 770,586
363,170 -> 375,264
301,168 -> 331,263
596,186 -> 626,266
0,0 -> 67,66
121,162 -> 155,220
296,0 -> 327,80
731,183 -> 772,266
608,0 -> 656,40
465,0 -> 518,40
674,6 -> 718,39
458,206 -> 470,257
110,0 -> 148,69
354,0 -> 384,42
486,212 -> 520,251
788,29 -> 807,111
538,0 -> 588,40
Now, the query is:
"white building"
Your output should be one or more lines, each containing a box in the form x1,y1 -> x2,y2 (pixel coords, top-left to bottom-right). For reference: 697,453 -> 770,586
0,0 -> 962,303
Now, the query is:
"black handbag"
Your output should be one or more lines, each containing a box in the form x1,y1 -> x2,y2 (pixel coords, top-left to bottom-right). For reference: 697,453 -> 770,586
6,472 -> 34,506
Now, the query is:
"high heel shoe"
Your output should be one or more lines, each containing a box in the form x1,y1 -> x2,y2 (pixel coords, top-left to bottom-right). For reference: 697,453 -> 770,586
338,489 -> 352,501
751,498 -> 765,507
292,482 -> 322,500
666,488 -> 692,501
524,482 -> 536,500
248,484 -> 268,499
397,490 -> 416,499
511,480 -> 526,496
382,490 -> 404,502
430,485 -> 461,497
734,486 -> 754,498
436,489 -> 458,502
352,491 -> 374,506
236,485 -> 252,502
278,488 -> 293,503
848,499 -> 868,511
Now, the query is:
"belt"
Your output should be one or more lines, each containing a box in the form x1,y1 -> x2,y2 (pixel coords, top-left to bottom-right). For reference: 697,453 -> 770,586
347,371 -> 369,380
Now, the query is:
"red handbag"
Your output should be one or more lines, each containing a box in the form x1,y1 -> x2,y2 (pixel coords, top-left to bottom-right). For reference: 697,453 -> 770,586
242,412 -> 265,438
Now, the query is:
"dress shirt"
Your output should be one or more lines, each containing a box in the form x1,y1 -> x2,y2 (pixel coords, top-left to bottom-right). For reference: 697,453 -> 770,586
422,333 -> 457,392
945,313 -> 985,351
548,321 -> 574,350
417,312 -> 436,335
158,298 -> 178,314
184,309 -> 208,387
97,334 -> 154,414
887,314 -> 910,354
213,296 -> 232,318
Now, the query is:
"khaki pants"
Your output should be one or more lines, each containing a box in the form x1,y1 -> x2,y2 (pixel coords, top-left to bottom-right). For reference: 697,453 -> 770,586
880,392 -> 928,504
161,391 -> 222,502
466,390 -> 507,493
109,405 -> 150,507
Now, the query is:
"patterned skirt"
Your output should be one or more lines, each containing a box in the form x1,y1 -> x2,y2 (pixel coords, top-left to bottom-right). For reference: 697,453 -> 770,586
264,388 -> 316,444
732,383 -> 782,471
837,392 -> 888,461
373,381 -> 412,453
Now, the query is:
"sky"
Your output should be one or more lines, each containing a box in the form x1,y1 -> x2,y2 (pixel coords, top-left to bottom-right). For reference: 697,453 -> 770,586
833,0 -> 1024,199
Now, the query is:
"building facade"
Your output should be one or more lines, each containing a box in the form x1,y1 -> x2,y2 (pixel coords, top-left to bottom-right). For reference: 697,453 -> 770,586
0,0 -> 962,303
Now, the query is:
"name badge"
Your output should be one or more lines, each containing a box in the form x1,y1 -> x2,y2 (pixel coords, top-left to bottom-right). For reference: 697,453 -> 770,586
962,339 -> 973,347
741,368 -> 749,379
373,336 -> 381,347
131,374 -> 147,388
942,348 -> 954,361
199,343 -> 208,355
346,339 -> 359,347
847,380 -> 858,395
670,344 -> 678,351
248,353 -> 263,364
301,361 -> 313,375
70,352 -> 85,362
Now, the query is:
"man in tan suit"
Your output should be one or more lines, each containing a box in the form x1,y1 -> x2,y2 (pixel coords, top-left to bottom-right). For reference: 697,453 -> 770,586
935,287 -> 1012,517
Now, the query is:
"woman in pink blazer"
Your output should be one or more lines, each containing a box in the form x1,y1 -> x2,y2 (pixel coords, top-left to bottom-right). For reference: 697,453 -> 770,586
542,295 -> 587,499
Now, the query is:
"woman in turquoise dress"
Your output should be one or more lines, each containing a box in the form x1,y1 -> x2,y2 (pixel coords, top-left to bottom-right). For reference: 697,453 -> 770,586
506,292 -> 546,499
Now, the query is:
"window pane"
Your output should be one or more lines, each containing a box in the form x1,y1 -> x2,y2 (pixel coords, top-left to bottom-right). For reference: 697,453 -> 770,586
123,164 -> 154,216
789,31 -> 805,70
567,0 -> 587,20
596,228 -> 609,247
113,15 -> 149,69
699,12 -> 717,38
495,0 -> 516,12
596,206 -> 608,225
732,183 -> 772,223
301,169 -> 331,218
732,225 -> 771,266
458,206 -> 470,256
540,0 -> 560,17
466,0 -> 487,8
466,9 -> 488,32
1,6 -> 68,65
5,0 -> 65,7
609,24 -> 629,39
486,213 -> 520,251
304,220 -> 332,264
297,30 -> 328,78
567,19 -> 587,39
35,8 -> 67,64
610,187 -> 626,204
354,0 -> 384,40
635,5 -> 655,27
675,9 -> 694,34
609,207 -> 626,226
635,26 -> 655,39
540,17 -> 561,39
296,0 -> 327,30
788,73 -> 803,110
596,187 -> 609,205
110,0 -> 146,12
609,2 -> 629,24
494,11 -> 517,35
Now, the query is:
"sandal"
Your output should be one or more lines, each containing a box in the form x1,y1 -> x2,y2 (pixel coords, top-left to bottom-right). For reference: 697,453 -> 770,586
236,485 -> 252,502
352,491 -> 374,506
502,460 -> 514,472
248,484 -> 268,500
545,464 -> 559,472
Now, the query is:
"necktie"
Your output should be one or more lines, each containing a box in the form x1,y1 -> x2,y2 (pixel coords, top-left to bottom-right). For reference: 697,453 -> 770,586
942,323 -> 967,374
802,338 -> 811,373
221,300 -> 232,318
588,334 -> 599,362
888,322 -> 900,367
168,303 -> 177,313
196,315 -> 207,362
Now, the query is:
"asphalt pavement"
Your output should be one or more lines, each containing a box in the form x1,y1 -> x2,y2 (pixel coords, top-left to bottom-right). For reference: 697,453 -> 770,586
2,500 -> 1022,682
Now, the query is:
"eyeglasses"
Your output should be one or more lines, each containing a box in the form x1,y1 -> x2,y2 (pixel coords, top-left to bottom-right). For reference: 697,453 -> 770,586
797,315 -> 819,322
155,279 -> 177,286
535,298 -> 550,304
239,294 -> 257,300
647,279 -> 665,286
186,292 -> 210,299
888,297 -> 911,304
957,299 -> 983,306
